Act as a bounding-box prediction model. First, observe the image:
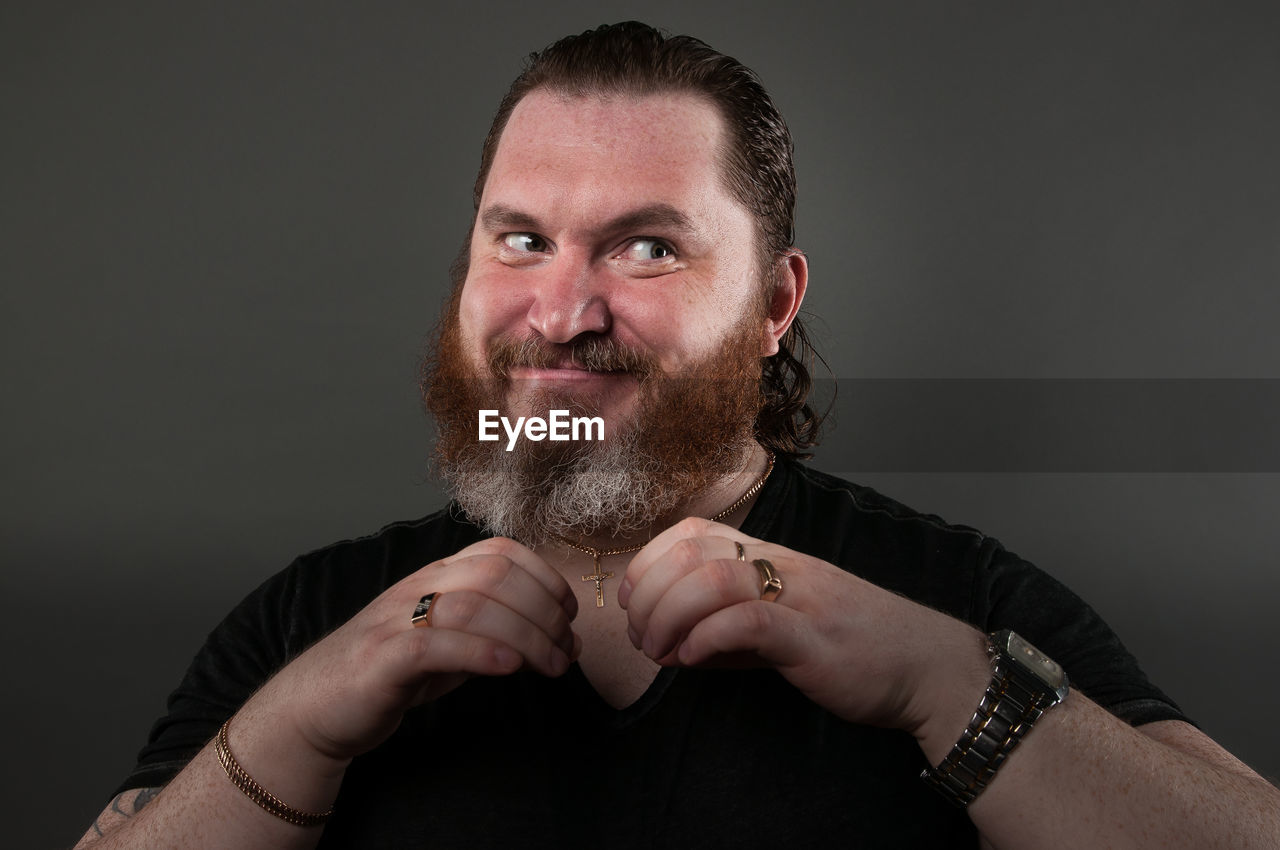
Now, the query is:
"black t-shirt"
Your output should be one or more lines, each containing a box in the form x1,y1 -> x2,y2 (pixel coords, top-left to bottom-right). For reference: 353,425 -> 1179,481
117,460 -> 1189,848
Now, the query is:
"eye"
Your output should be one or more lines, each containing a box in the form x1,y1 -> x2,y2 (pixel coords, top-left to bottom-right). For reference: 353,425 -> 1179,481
618,238 -> 675,261
503,233 -> 549,253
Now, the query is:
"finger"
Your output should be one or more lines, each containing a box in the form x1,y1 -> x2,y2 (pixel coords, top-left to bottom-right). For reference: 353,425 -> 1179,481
439,537 -> 579,621
638,556 -> 763,660
381,623 -> 525,687
410,589 -> 571,677
622,517 -> 726,603
412,552 -> 577,657
622,517 -> 763,609
674,600 -> 810,669
624,531 -> 741,639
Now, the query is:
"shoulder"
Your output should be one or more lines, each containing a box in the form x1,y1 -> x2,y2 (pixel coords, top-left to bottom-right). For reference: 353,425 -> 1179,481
756,461 -> 1004,612
765,462 -> 1189,723
755,461 -> 1119,634
113,507 -> 489,796
784,462 -> 986,537
278,505 -> 488,621
206,505 -> 488,658
291,504 -> 487,577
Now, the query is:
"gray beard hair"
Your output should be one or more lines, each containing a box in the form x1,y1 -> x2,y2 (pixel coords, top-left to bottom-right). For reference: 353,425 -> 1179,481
442,431 -> 700,547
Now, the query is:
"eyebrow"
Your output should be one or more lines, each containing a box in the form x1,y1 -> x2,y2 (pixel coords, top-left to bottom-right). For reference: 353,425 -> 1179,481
478,202 -> 699,240
479,204 -> 541,234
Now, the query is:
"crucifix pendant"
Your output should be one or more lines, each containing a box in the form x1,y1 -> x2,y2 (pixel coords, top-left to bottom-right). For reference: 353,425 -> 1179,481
581,554 -> 614,608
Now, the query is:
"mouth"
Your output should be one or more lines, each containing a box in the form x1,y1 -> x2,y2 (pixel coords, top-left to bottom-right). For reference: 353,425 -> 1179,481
488,336 -> 658,387
507,364 -> 634,384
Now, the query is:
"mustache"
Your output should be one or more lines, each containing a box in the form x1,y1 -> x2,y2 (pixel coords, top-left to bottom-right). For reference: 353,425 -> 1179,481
488,336 -> 659,380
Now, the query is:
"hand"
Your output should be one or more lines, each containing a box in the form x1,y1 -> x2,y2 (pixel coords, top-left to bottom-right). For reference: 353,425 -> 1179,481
251,537 -> 580,762
618,517 -> 989,735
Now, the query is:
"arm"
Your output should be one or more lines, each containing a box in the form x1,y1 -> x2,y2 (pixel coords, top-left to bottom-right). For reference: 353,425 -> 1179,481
622,518 -> 1280,849
74,788 -> 161,849
72,712 -> 348,850
911,630 -> 1280,849
77,537 -> 579,849
970,711 -> 1280,849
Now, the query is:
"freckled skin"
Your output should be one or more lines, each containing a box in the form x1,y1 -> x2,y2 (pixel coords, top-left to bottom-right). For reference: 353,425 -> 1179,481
460,90 -> 765,426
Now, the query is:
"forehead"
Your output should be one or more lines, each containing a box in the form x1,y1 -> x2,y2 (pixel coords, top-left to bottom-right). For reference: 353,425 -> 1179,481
479,89 -> 734,219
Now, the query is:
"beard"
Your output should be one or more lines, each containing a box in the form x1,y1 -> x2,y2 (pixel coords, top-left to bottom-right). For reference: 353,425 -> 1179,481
421,296 -> 765,547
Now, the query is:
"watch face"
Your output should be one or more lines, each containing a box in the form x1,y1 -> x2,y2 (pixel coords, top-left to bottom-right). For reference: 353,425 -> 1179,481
1007,632 -> 1066,689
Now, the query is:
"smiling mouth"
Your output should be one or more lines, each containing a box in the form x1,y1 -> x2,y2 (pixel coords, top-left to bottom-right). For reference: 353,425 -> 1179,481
508,365 -> 633,382
488,335 -> 658,384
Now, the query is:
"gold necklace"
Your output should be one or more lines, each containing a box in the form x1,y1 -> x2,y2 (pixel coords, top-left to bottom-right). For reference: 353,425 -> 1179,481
564,452 -> 775,607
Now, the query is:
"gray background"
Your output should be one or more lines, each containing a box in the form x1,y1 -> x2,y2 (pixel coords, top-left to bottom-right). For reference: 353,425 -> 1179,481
3,2 -> 1278,845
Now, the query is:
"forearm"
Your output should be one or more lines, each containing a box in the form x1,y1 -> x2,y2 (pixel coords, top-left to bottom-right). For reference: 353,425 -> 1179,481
896,614 -> 1280,848
937,691 -> 1280,849
76,700 -> 350,849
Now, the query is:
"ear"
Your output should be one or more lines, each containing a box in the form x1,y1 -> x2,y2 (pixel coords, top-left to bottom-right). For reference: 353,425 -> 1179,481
761,249 -> 809,356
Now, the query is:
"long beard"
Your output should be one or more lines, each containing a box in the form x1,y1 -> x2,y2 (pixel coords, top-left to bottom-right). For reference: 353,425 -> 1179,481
422,303 -> 764,546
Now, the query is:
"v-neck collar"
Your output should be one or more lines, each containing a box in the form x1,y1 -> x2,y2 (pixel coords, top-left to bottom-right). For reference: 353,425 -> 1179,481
558,457 -> 794,726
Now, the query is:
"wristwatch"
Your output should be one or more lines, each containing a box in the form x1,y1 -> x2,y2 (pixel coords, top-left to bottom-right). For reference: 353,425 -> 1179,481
921,629 -> 1070,807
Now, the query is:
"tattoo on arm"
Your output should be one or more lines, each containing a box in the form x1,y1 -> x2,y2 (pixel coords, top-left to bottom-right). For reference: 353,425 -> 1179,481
133,787 -> 161,811
81,788 -> 163,847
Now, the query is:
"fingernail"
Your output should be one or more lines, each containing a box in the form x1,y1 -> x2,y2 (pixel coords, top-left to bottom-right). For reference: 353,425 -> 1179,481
617,578 -> 632,608
627,625 -> 639,648
642,633 -> 655,657
677,642 -> 694,664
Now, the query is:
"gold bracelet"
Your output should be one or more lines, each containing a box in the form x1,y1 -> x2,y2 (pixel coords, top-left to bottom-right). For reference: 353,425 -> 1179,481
214,719 -> 334,827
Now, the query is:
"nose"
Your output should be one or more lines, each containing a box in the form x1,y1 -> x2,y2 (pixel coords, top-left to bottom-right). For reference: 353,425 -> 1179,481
525,252 -> 611,344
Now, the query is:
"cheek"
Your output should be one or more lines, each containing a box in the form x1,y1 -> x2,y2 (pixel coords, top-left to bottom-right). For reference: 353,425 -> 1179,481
611,278 -> 738,366
604,291 -> 682,361
456,286 -> 485,338
458,272 -> 526,341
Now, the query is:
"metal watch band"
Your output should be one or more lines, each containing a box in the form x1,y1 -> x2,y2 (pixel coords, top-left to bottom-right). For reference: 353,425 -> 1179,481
921,636 -> 1065,807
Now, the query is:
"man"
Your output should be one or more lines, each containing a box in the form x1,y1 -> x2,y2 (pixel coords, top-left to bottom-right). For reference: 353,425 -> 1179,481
79,21 -> 1279,849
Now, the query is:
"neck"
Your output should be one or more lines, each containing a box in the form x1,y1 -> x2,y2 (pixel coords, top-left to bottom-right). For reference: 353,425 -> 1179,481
558,442 -> 773,554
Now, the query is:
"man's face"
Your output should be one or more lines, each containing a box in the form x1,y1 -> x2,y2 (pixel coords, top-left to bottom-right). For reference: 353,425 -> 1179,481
424,89 -> 774,544
459,89 -> 766,429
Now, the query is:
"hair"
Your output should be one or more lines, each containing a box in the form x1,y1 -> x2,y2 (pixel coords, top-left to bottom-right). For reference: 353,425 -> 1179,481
469,21 -> 824,459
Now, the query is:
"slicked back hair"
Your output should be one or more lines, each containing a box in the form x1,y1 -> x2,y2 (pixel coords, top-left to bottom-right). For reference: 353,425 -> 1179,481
470,21 -> 823,459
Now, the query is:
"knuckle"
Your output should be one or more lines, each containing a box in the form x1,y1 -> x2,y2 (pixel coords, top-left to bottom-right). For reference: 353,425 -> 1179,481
519,619 -> 549,653
399,628 -> 435,663
555,584 -> 576,612
472,639 -> 505,671
406,559 -> 449,589
555,576 -> 579,609
741,600 -> 775,633
669,537 -> 707,571
673,516 -> 714,537
701,602 -> 768,646
701,559 -> 744,597
354,629 -> 395,667
474,536 -> 523,559
473,555 -> 514,589
438,589 -> 486,629
409,625 -> 451,658
543,603 -> 570,636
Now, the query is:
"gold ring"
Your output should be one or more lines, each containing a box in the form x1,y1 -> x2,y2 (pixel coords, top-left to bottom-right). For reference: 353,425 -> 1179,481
735,541 -> 746,561
751,559 -> 783,602
411,593 -> 440,628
